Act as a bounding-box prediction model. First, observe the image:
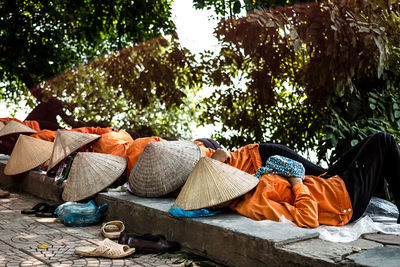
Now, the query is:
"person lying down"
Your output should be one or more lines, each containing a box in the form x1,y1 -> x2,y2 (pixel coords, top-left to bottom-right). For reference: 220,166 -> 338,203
174,132 -> 400,229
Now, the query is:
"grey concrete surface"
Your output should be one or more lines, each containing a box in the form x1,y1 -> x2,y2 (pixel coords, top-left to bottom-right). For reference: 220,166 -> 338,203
1,160 -> 400,266
0,192 -> 219,267
0,157 -> 63,202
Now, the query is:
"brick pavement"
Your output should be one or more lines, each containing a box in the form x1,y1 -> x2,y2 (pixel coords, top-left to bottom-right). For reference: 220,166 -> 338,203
0,192 -> 220,267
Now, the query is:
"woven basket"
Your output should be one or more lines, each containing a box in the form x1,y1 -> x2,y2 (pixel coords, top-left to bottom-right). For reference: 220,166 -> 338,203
62,152 -> 127,201
0,120 -> 37,138
174,157 -> 259,210
129,140 -> 201,197
47,130 -> 101,171
4,135 -> 53,175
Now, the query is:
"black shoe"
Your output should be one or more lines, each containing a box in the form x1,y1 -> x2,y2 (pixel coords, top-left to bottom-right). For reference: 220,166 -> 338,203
118,232 -> 180,253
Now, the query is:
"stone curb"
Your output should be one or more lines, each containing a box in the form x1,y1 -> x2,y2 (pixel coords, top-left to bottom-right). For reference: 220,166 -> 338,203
1,159 -> 400,266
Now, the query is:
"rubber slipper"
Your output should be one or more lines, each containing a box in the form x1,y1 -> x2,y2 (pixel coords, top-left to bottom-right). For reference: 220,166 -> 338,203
101,221 -> 125,239
75,238 -> 135,258
21,203 -> 48,214
35,204 -> 57,217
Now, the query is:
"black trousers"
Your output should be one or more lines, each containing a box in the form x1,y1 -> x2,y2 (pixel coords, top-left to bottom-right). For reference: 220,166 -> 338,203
258,143 -> 326,175
324,132 -> 400,222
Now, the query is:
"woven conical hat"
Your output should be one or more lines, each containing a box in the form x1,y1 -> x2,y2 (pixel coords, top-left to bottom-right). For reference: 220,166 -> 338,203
4,135 -> 53,175
47,130 -> 101,171
129,140 -> 201,197
0,121 -> 5,130
174,157 -> 260,210
0,120 -> 37,138
62,152 -> 127,201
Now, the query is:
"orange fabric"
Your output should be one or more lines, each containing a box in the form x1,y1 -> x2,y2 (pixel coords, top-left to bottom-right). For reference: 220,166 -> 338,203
230,174 -> 353,228
31,130 -> 57,141
228,144 -> 262,175
194,141 -> 262,175
0,118 -> 41,132
126,136 -> 166,175
69,126 -> 112,135
30,127 -> 113,142
92,130 -> 134,179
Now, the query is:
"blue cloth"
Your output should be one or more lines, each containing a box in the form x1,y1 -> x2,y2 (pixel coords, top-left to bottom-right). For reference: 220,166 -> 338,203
169,206 -> 221,218
255,155 -> 305,180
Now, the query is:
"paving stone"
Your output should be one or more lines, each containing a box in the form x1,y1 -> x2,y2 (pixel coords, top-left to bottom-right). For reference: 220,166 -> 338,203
279,238 -> 358,264
0,240 -> 45,266
348,238 -> 384,250
346,247 -> 400,267
363,233 -> 400,246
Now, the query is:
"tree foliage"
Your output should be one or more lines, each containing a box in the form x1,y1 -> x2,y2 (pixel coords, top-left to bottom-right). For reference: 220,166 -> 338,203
38,35 -> 202,137
192,0 -> 325,18
199,0 -> 400,163
0,0 -> 198,136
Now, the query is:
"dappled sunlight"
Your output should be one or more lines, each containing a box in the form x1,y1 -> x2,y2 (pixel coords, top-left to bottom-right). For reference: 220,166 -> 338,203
35,217 -> 58,223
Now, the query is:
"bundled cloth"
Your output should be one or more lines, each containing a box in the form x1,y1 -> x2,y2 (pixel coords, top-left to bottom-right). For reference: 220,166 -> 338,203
168,206 -> 221,218
255,155 -> 305,180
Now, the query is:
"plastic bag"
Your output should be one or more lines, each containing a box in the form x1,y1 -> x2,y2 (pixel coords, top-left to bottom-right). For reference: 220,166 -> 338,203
54,200 -> 108,227
365,197 -> 399,218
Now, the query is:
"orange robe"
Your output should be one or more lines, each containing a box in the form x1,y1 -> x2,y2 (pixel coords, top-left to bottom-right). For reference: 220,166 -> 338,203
0,118 -> 41,132
230,173 -> 353,228
31,126 -> 113,142
92,130 -> 135,179
31,129 -> 57,141
194,141 -> 262,175
125,137 -> 166,175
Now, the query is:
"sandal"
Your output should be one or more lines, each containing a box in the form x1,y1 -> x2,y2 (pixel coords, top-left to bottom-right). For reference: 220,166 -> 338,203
21,203 -> 48,214
101,221 -> 125,239
35,204 -> 57,217
75,238 -> 135,258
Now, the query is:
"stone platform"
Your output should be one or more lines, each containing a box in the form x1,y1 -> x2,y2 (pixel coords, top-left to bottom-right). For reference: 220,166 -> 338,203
1,158 -> 400,267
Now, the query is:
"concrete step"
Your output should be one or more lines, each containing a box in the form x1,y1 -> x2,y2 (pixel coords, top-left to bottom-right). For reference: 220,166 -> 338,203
1,158 -> 400,267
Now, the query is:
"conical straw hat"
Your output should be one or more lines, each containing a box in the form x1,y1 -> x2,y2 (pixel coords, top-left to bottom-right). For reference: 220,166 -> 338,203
129,140 -> 201,197
47,130 -> 101,171
62,152 -> 127,201
174,157 -> 260,210
0,121 -> 5,130
4,135 -> 53,175
0,120 -> 37,138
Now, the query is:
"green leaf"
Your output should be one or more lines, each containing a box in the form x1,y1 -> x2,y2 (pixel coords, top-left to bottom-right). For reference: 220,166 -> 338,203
395,111 -> 400,119
233,0 -> 241,14
351,139 -> 358,146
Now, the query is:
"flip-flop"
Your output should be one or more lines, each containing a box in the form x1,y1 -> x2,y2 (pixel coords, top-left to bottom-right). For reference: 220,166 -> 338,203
35,204 -> 58,217
101,221 -> 125,239
75,238 -> 135,258
21,203 -> 48,214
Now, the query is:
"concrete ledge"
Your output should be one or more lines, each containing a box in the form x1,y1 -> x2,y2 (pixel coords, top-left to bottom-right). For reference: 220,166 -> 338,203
0,158 -> 63,202
95,191 -> 369,267
1,159 -> 400,266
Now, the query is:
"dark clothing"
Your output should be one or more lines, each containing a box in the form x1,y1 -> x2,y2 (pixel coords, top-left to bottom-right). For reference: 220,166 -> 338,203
195,138 -> 223,150
258,143 -> 326,176
323,132 -> 400,222
25,102 -> 61,130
